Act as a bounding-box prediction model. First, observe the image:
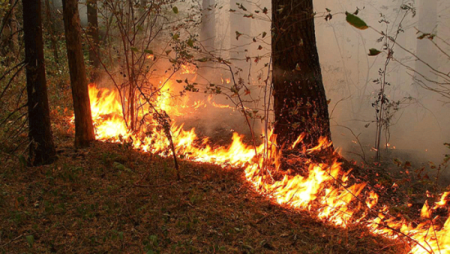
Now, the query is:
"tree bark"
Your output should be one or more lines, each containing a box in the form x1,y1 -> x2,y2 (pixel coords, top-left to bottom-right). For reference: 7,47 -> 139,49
62,0 -> 95,148
272,0 -> 331,150
22,0 -> 57,165
87,0 -> 100,79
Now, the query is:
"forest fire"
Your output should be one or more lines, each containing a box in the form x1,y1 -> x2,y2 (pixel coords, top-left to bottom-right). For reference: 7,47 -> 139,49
81,82 -> 450,254
3,0 -> 448,252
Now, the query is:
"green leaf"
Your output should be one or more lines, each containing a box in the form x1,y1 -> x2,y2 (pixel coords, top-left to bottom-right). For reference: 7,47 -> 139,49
26,235 -> 34,247
144,49 -> 153,54
262,32 -> 267,38
187,38 -> 194,47
345,12 -> 368,30
368,48 -> 382,56
172,6 -> 178,14
172,34 -> 179,40
130,47 -> 139,52
326,8 -> 331,12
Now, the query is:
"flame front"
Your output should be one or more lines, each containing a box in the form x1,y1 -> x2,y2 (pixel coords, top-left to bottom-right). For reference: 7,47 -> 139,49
80,83 -> 450,254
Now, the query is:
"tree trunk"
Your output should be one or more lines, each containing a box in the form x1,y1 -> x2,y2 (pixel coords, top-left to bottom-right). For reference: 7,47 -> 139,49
87,0 -> 100,80
22,0 -> 57,166
201,0 -> 215,51
1,0 -> 18,60
8,0 -> 17,54
44,0 -> 60,64
62,0 -> 96,148
127,0 -> 136,131
272,0 -> 331,150
199,0 -> 215,79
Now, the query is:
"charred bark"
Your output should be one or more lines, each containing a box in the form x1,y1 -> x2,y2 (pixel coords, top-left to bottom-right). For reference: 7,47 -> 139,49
272,0 -> 331,150
22,0 -> 57,165
62,0 -> 95,148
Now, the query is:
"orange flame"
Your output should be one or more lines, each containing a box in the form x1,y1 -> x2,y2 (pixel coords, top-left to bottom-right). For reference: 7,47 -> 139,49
74,83 -> 450,254
180,64 -> 197,74
420,200 -> 431,219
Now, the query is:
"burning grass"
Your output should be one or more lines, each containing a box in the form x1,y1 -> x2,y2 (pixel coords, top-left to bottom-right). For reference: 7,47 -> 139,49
0,137 -> 408,253
1,81 -> 449,253
61,82 -> 449,253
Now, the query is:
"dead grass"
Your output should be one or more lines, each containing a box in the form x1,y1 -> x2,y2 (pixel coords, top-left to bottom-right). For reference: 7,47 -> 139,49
0,135 -> 410,254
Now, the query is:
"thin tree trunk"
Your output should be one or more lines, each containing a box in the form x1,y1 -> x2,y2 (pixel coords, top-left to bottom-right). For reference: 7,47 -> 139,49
201,0 -> 215,51
44,0 -> 59,64
62,0 -> 96,148
9,0 -> 17,54
199,0 -> 216,78
1,0 -> 18,59
87,0 -> 100,80
272,0 -> 331,150
22,0 -> 57,165
128,0 -> 136,131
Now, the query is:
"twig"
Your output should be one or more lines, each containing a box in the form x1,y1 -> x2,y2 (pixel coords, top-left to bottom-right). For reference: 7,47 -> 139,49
0,234 -> 23,247
333,123 -> 367,163
135,72 -> 181,180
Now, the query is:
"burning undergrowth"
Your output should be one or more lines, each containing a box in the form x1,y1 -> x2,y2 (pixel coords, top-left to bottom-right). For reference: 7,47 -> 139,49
77,78 -> 450,254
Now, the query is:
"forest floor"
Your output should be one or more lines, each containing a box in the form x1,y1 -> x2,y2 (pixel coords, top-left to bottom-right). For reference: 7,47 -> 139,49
0,133 -> 412,254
